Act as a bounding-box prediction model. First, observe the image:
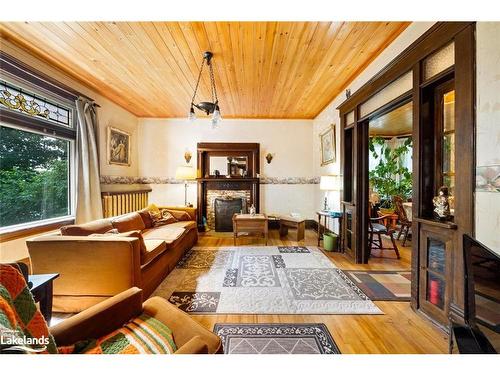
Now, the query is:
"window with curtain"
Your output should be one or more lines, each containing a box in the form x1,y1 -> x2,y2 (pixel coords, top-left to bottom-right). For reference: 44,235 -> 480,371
0,75 -> 77,231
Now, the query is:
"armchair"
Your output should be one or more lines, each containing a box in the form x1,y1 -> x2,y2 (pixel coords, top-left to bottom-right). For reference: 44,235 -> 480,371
51,287 -> 222,354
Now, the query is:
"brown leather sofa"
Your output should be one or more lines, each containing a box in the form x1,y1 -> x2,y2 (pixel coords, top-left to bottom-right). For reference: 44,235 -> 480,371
27,206 -> 197,313
51,287 -> 223,354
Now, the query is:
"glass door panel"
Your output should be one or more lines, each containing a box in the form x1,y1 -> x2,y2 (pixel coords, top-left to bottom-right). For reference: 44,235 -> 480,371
442,90 -> 455,197
427,238 -> 446,274
426,273 -> 446,309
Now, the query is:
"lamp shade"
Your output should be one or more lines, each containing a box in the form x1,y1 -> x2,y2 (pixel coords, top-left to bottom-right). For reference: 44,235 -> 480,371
175,165 -> 197,180
320,175 -> 338,191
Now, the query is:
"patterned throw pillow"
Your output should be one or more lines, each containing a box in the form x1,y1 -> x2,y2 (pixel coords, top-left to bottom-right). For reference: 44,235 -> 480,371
59,314 -> 177,354
165,209 -> 192,221
149,209 -> 177,227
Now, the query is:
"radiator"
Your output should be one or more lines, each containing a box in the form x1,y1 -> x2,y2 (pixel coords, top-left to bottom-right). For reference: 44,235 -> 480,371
101,189 -> 152,218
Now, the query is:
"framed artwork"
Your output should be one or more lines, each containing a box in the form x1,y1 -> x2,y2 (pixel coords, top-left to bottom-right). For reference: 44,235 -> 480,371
107,127 -> 131,166
320,124 -> 336,166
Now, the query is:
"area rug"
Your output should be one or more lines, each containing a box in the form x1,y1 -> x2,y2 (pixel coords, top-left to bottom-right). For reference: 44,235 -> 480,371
341,270 -> 411,301
152,246 -> 382,314
213,323 -> 341,354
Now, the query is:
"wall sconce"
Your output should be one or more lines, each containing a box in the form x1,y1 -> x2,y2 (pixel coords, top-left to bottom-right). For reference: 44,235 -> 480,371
265,153 -> 274,164
184,150 -> 192,164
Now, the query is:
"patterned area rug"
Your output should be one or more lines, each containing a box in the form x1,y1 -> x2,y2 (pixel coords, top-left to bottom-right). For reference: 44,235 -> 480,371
342,270 -> 411,301
152,246 -> 382,314
213,323 -> 341,354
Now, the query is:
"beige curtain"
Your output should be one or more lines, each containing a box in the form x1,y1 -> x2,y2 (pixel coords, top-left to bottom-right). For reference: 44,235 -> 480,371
75,97 -> 102,223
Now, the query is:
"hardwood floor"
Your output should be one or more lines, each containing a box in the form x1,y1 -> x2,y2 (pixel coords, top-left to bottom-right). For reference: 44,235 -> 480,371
192,228 -> 449,354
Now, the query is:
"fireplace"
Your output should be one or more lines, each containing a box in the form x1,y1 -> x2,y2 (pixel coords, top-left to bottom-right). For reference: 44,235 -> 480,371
214,197 -> 246,231
196,142 -> 260,231
206,189 -> 250,230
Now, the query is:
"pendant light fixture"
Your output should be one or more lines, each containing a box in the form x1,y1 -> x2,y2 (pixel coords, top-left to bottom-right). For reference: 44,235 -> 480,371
188,51 -> 221,128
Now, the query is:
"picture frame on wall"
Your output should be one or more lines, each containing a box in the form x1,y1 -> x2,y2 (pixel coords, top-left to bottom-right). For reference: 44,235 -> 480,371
320,124 -> 336,166
107,126 -> 131,166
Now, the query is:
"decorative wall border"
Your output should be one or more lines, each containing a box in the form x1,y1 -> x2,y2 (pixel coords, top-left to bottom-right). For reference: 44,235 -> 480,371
476,164 -> 500,192
100,175 -> 320,185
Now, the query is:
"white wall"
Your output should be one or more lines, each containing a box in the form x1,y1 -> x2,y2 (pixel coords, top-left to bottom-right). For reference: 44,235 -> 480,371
312,22 -> 436,232
138,118 -> 316,219
475,22 -> 500,254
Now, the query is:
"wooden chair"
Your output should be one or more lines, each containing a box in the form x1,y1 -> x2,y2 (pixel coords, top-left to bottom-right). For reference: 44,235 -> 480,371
393,196 -> 412,246
368,203 -> 400,259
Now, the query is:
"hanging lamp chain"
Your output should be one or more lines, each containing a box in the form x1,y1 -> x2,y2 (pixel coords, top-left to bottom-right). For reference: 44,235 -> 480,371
208,61 -> 218,106
191,58 -> 206,105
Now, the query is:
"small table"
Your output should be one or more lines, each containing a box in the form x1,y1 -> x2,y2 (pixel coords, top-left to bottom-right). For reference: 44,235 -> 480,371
317,211 -> 342,251
29,273 -> 59,323
279,216 -> 305,241
233,213 -> 268,245
377,211 -> 399,230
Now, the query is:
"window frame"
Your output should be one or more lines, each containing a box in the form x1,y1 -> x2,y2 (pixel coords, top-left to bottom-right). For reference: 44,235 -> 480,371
0,66 -> 78,236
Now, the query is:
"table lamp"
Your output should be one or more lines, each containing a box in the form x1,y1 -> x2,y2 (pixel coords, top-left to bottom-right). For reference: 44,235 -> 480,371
320,175 -> 339,211
175,165 -> 197,206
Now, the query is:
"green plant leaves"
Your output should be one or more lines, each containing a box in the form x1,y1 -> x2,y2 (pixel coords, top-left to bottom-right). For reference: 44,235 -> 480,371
368,136 -> 413,203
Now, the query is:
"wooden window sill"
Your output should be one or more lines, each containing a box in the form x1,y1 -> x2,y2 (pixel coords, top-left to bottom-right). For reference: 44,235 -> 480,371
0,218 -> 74,242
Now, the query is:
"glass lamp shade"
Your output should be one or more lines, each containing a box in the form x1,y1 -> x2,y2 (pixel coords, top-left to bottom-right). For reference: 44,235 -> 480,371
175,165 -> 197,180
211,107 -> 221,129
188,107 -> 196,122
212,108 -> 221,121
320,175 -> 339,191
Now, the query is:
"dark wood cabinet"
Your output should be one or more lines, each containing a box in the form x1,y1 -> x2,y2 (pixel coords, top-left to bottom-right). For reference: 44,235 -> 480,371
418,224 -> 455,326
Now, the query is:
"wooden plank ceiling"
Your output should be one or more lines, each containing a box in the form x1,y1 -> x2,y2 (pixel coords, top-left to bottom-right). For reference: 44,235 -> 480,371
0,22 -> 410,119
369,101 -> 412,137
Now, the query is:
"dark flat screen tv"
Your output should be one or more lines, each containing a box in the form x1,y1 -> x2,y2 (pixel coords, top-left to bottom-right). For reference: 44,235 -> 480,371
463,234 -> 500,353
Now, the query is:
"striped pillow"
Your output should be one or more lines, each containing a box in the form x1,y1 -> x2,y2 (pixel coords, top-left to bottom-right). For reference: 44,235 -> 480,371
81,314 -> 177,354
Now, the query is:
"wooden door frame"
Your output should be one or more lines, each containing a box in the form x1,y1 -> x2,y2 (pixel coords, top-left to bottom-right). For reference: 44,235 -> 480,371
338,22 -> 476,326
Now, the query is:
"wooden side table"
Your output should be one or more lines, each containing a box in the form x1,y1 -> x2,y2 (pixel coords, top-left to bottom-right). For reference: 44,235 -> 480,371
29,273 -> 59,323
233,213 -> 268,245
279,216 -> 305,241
317,211 -> 343,251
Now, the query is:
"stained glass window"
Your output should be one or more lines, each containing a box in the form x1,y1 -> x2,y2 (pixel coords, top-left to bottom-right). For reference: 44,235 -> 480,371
0,81 -> 72,127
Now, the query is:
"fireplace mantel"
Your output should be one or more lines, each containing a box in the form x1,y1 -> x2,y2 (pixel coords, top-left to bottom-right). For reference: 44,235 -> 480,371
196,142 -> 260,231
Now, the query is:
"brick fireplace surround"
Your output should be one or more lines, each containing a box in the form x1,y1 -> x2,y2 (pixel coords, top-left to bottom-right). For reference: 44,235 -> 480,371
207,190 -> 251,230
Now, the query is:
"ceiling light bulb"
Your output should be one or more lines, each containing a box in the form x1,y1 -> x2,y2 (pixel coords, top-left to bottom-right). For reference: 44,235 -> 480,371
188,106 -> 196,122
212,108 -> 221,122
211,117 -> 219,130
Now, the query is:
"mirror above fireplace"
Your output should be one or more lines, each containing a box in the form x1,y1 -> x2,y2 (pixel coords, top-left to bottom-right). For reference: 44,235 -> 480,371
210,156 -> 248,177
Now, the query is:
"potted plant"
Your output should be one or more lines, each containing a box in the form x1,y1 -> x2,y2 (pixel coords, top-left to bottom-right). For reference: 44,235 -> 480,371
369,136 -> 412,213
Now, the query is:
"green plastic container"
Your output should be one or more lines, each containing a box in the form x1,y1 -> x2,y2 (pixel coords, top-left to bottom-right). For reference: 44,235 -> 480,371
323,233 -> 338,252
